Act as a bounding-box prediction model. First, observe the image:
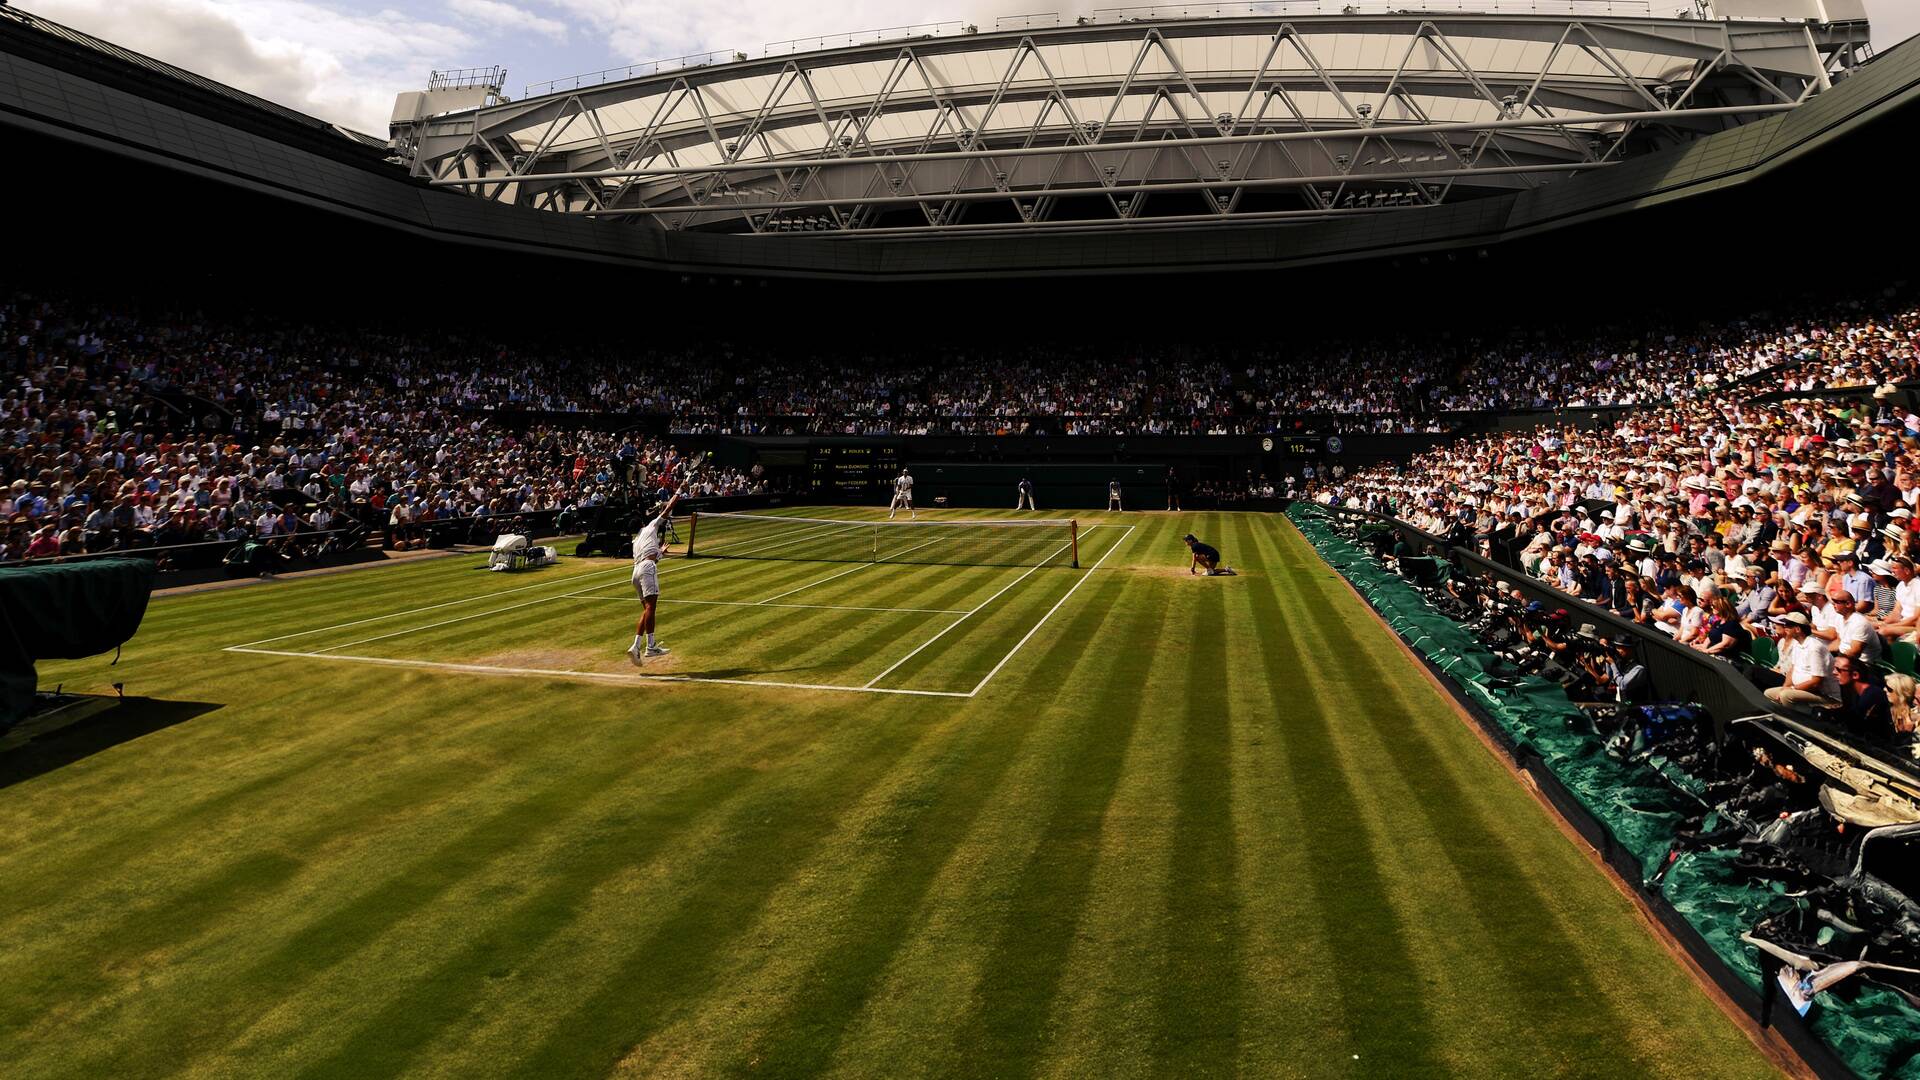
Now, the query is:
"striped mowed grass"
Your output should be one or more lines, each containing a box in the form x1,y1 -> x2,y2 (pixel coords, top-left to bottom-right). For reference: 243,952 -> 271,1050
6,509 -> 1776,1078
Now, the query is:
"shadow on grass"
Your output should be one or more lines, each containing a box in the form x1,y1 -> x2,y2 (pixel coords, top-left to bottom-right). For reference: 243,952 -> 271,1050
0,697 -> 222,789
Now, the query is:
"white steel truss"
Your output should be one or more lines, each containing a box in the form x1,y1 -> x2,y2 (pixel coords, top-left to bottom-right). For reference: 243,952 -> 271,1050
394,11 -> 1869,235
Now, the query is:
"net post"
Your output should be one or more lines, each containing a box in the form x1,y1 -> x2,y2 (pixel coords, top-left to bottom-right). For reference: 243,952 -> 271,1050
687,511 -> 699,558
1071,519 -> 1079,569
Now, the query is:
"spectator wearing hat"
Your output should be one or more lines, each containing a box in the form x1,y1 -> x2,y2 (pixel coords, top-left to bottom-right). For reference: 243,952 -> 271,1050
1880,520 -> 1910,562
1832,550 -> 1874,604
1803,580 -> 1842,646
1586,635 -> 1652,705
1764,613 -> 1840,707
1866,560 -> 1900,620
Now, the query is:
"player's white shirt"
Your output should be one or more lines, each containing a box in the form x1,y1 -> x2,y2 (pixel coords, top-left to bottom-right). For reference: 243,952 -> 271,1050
633,514 -> 668,563
895,474 -> 913,494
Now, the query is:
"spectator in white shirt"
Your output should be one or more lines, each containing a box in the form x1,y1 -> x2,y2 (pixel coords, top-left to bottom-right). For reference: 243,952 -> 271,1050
1879,557 -> 1920,641
1765,614 -> 1840,706
1831,593 -> 1883,663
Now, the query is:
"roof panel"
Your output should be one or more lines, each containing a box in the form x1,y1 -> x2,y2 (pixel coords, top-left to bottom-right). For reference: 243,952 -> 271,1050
407,12 -> 1852,232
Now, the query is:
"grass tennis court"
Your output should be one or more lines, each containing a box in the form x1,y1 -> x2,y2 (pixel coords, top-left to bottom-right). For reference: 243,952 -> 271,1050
6,509 -> 1777,1078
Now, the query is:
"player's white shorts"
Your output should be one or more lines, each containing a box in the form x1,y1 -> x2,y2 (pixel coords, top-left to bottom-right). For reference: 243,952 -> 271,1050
632,559 -> 659,598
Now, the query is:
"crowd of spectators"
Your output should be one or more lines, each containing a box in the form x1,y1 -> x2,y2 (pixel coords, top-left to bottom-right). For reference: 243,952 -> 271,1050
9,277 -> 1920,579
1314,388 -> 1920,753
2,289 -> 768,564
10,283 -> 1912,450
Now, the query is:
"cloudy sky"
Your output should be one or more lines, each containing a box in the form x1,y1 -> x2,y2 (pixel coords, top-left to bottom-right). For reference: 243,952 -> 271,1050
16,0 -> 1920,134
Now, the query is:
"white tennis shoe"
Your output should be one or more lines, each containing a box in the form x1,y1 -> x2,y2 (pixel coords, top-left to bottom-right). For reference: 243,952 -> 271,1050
626,645 -> 646,667
645,644 -> 670,658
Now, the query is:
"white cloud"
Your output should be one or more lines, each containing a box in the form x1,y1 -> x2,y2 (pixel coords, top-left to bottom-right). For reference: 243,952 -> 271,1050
17,0 -> 478,133
545,0 -> 1037,64
447,0 -> 567,42
12,0 -> 1919,140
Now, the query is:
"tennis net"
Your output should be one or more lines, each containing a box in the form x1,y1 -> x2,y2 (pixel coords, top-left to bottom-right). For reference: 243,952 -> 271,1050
685,512 -> 1080,568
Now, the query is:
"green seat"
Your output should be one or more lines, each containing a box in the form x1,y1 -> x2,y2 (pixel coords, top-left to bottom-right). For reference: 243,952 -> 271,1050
1892,641 -> 1918,677
1747,637 -> 1779,669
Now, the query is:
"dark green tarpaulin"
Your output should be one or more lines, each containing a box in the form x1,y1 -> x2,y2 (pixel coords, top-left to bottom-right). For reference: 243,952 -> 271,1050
0,558 -> 155,726
1288,504 -> 1920,1080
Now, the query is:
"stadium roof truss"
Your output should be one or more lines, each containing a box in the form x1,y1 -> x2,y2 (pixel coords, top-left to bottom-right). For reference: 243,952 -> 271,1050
398,11 -> 1869,238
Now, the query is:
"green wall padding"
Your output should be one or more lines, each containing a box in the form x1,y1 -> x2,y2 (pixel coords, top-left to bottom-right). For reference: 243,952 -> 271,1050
1289,504 -> 1920,1079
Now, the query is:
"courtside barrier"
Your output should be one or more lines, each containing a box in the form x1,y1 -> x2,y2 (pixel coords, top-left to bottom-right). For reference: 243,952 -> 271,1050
1289,503 -> 1917,1080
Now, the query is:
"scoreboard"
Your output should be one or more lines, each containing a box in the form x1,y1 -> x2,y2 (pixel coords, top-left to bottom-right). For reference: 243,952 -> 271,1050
1266,435 -> 1342,458
809,443 -> 900,496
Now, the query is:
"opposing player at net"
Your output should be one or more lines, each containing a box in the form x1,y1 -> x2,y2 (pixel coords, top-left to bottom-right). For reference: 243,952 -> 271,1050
627,488 -> 683,665
888,467 -> 915,520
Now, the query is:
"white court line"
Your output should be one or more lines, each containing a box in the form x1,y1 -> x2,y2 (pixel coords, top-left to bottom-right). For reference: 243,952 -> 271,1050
226,518 -> 857,652
752,533 -> 952,605
227,565 -> 633,649
566,596 -> 972,615
308,576 -> 627,654
222,515 -> 1110,699
224,647 -> 970,698
964,524 -> 1137,698
862,527 -> 1097,690
754,561 -> 877,604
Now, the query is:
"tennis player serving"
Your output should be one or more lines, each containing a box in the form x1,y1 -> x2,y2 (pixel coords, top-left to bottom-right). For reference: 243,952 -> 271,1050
627,487 -> 683,666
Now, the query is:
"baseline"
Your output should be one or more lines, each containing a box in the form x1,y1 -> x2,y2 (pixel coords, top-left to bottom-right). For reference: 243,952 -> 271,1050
223,646 -> 971,698
565,597 -> 972,615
